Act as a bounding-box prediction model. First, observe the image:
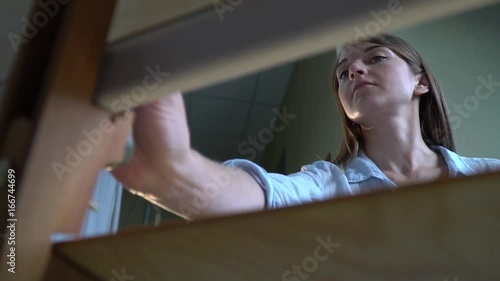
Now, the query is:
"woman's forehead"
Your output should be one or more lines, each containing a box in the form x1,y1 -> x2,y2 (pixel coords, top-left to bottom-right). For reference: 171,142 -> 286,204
338,43 -> 387,61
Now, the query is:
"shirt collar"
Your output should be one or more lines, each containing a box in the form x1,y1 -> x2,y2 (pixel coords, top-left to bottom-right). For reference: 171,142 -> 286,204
344,149 -> 386,183
432,145 -> 472,177
343,145 -> 470,183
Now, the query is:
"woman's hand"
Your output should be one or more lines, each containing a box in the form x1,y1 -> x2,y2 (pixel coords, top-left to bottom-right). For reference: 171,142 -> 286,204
111,92 -> 192,193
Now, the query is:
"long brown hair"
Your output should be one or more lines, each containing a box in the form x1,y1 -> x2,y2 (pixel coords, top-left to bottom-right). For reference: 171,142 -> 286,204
332,33 -> 455,168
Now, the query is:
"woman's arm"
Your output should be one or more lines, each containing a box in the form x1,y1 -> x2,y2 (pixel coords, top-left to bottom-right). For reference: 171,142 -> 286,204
111,92 -> 265,221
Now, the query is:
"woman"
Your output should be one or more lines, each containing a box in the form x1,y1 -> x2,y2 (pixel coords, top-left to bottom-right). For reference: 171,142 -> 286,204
111,33 -> 500,220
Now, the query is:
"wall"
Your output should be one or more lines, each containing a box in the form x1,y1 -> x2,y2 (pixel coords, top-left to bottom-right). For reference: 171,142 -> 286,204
271,50 -> 342,174
395,4 -> 500,158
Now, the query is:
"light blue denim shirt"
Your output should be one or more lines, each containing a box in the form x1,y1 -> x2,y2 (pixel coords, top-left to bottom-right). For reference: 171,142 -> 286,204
222,146 -> 500,209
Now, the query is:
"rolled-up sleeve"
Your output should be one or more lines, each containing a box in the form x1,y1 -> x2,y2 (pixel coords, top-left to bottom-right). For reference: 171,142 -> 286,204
222,159 -> 349,209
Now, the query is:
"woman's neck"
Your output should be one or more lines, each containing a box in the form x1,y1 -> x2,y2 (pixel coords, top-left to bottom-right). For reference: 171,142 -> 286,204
361,115 -> 439,176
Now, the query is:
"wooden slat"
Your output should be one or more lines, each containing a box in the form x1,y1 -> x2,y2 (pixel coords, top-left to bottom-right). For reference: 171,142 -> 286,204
50,171 -> 500,281
95,0 -> 500,111
107,0 -> 213,42
0,1 -> 132,281
43,253 -> 101,281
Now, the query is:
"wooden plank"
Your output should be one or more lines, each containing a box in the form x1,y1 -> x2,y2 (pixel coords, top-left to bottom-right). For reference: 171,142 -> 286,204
94,0 -> 500,111
50,171 -> 500,281
0,1 -> 133,280
107,0 -> 213,42
43,253 -> 101,281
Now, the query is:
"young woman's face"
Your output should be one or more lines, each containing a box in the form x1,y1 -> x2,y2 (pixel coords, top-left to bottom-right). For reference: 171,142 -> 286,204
335,43 -> 423,122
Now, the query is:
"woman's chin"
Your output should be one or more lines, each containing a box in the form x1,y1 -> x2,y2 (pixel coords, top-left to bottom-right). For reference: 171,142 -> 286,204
353,96 -> 387,112
349,104 -> 386,123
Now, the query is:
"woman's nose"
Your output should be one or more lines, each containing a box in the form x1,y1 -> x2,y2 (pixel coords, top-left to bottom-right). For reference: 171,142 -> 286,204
349,63 -> 366,81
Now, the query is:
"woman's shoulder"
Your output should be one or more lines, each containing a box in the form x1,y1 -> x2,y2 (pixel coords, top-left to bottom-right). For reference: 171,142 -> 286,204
458,155 -> 500,174
300,159 -> 343,172
436,146 -> 500,176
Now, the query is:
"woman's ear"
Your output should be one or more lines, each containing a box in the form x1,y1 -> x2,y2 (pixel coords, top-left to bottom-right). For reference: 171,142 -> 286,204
414,73 -> 430,96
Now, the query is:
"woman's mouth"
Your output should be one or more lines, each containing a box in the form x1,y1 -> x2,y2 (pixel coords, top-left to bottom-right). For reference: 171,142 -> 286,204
353,82 -> 375,94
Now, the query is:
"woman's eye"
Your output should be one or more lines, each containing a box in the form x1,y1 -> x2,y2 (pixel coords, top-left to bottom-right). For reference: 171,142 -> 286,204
338,55 -> 386,80
371,55 -> 386,63
339,70 -> 348,80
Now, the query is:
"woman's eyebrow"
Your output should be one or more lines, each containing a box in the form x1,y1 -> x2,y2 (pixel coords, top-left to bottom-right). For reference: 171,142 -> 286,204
336,45 -> 383,70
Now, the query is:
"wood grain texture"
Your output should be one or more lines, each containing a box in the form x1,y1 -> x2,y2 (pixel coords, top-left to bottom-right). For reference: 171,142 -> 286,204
0,1 -> 132,281
51,171 -> 500,281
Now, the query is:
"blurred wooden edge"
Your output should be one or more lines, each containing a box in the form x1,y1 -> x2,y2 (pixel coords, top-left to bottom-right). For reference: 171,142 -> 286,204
0,1 -> 132,281
107,0 -> 214,43
47,170 -> 500,281
0,0 -> 65,168
43,251 -> 101,281
94,0 -> 499,111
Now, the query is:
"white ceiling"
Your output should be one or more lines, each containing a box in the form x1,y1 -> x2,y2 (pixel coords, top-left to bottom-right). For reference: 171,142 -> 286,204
184,62 -> 295,164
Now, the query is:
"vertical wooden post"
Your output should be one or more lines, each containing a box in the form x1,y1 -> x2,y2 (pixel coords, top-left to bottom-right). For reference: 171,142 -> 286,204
0,1 -> 132,280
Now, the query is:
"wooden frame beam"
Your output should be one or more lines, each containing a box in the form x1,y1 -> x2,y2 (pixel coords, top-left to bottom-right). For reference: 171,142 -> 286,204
94,0 -> 499,111
0,1 -> 132,280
